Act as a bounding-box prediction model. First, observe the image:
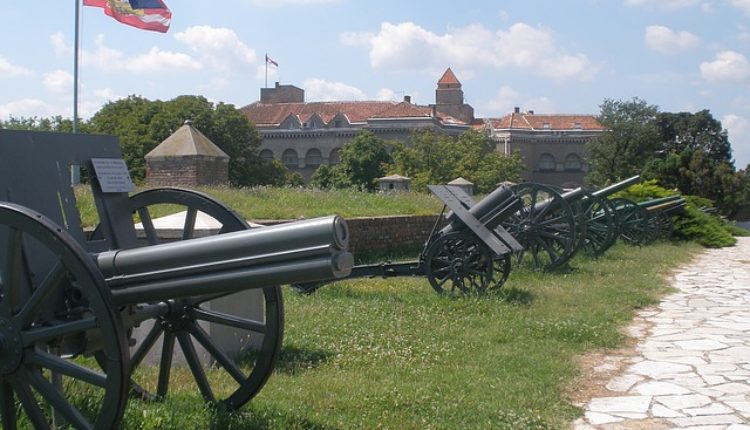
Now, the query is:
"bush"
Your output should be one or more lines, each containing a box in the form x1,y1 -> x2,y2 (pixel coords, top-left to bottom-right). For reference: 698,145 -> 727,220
614,180 -> 738,248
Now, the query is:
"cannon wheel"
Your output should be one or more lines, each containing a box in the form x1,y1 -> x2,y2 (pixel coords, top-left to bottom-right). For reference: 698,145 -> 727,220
424,232 -> 494,295
490,254 -> 512,291
502,183 -> 578,271
0,203 -> 128,429
118,188 -> 283,411
610,197 -> 650,245
580,193 -> 618,256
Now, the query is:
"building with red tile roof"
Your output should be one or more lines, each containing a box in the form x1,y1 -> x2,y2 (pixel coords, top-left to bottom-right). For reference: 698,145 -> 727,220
483,107 -> 605,187
241,69 -> 605,186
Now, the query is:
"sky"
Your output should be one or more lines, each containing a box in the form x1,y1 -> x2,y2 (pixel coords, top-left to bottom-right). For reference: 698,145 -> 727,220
1,0 -> 749,168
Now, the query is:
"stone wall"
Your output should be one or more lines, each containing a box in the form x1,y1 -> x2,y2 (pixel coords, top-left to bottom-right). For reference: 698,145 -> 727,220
146,155 -> 228,187
255,215 -> 446,254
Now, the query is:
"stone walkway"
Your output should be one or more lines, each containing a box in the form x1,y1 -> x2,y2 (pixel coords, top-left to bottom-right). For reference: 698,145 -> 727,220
574,237 -> 750,429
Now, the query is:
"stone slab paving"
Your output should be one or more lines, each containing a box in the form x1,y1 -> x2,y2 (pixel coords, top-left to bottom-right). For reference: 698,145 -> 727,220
573,237 -> 750,429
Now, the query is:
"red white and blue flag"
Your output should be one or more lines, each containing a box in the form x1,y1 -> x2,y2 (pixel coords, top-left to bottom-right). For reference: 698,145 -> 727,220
266,54 -> 279,67
83,0 -> 172,33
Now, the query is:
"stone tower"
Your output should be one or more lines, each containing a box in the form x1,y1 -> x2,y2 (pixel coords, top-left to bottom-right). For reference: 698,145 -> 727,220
434,68 -> 475,124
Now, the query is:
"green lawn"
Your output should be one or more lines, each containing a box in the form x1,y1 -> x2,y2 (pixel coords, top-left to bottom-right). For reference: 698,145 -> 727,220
116,240 -> 700,429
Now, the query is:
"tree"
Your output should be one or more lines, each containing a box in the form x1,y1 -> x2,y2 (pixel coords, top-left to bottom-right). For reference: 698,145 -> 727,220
0,116 -> 76,132
88,95 -> 281,186
330,131 -> 391,191
643,110 -> 739,212
389,129 -> 524,193
587,98 -> 661,185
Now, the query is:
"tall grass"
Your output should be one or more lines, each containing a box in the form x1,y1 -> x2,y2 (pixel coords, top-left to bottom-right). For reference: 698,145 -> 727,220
74,186 -> 443,227
114,240 -> 699,429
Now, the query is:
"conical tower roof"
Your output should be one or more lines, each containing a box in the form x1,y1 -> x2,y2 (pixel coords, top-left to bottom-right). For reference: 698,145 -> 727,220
438,68 -> 461,86
146,120 -> 229,159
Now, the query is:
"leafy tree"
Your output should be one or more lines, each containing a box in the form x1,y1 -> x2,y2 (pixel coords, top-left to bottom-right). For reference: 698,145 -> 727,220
390,129 -> 523,193
1,116 -> 77,132
643,110 -> 740,213
330,131 -> 391,191
88,95 -> 284,186
587,98 -> 660,185
310,164 -> 335,189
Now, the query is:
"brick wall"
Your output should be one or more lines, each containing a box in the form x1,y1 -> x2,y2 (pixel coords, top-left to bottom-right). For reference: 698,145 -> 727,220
146,156 -> 228,187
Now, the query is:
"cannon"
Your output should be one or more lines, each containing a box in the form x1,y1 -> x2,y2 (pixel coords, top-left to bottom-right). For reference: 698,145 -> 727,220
0,130 -> 353,429
501,176 -> 641,270
611,195 -> 684,245
295,184 -> 524,296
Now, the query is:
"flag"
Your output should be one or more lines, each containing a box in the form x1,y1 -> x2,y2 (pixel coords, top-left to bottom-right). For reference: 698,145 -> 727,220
83,0 -> 172,33
266,54 -> 279,67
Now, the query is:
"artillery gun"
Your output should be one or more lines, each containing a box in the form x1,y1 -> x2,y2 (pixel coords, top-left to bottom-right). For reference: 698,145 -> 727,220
295,184 -> 524,295
501,176 -> 642,270
0,130 -> 353,429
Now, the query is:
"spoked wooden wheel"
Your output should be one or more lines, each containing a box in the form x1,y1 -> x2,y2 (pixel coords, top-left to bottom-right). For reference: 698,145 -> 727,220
489,254 -> 512,291
502,183 -> 578,271
424,232 -> 494,295
0,203 -> 128,430
120,188 -> 284,410
580,193 -> 618,256
611,197 -> 650,245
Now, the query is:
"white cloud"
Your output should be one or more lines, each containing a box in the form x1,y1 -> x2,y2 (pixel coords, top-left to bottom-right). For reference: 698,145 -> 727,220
248,0 -> 340,6
0,98 -> 60,119
126,47 -> 201,73
700,50 -> 750,82
340,31 -> 374,46
302,78 -> 366,101
482,86 -> 557,116
0,56 -> 32,79
42,70 -> 73,93
50,32 -> 71,57
645,25 -> 700,53
255,64 -> 278,81
624,0 -> 701,9
728,0 -> 750,14
375,88 -> 398,101
348,21 -> 597,80
175,26 -> 256,72
723,113 -> 750,167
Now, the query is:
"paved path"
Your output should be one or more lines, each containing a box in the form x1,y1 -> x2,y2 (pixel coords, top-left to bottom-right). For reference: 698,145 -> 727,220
574,237 -> 750,429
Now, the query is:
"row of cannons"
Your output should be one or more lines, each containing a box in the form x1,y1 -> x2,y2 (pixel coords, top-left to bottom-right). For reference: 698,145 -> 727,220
0,130 -> 685,429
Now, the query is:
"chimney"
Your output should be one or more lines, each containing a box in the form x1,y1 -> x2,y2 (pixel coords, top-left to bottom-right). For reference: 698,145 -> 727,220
527,110 -> 534,115
431,105 -> 437,117
404,95 -> 411,103
513,106 -> 520,114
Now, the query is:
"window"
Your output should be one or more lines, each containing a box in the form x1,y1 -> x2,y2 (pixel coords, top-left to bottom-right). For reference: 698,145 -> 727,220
564,153 -> 582,171
259,149 -> 274,163
306,148 -> 322,167
282,149 -> 298,167
329,148 -> 341,165
573,122 -> 582,130
334,120 -> 342,128
542,123 -> 551,130
538,153 -> 556,171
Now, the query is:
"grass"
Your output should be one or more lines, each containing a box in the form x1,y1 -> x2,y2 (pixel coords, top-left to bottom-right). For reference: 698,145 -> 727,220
74,186 -> 443,227
112,240 -> 699,429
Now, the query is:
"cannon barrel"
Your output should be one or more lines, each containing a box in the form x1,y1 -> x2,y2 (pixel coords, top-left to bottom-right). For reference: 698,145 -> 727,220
637,195 -> 682,209
645,199 -> 686,213
99,216 -> 353,305
443,185 -> 520,233
591,175 -> 642,199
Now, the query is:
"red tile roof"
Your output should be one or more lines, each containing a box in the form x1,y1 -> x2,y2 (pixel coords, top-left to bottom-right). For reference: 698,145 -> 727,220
438,68 -> 461,86
241,100 -> 468,126
487,112 -> 604,131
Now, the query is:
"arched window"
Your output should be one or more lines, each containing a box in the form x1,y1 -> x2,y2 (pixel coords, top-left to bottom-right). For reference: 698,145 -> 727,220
329,148 -> 341,165
282,149 -> 298,167
306,148 -> 322,167
259,149 -> 274,164
564,153 -> 582,171
538,153 -> 556,171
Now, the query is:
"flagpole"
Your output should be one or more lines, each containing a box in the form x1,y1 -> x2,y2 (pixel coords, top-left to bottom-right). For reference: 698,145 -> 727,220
73,0 -> 80,133
265,52 -> 268,88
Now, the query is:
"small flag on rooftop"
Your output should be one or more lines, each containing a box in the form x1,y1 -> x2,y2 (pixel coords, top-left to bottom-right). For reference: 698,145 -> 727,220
83,0 -> 172,33
266,54 -> 279,67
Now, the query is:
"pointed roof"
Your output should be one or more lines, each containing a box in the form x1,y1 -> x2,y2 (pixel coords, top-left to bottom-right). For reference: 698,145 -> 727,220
146,120 -> 229,159
438,68 -> 461,86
